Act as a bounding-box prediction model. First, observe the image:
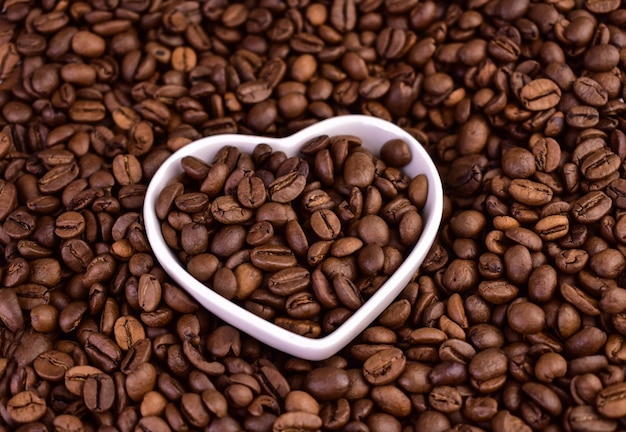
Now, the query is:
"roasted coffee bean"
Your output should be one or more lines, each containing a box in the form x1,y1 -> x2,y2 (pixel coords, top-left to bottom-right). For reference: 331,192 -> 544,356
469,348 -> 508,393
273,411 -> 322,431
250,244 -> 298,271
572,191 -> 612,223
83,373 -> 115,413
0,179 -> 18,221
567,105 -> 600,128
508,179 -> 553,206
428,386 -> 463,414
7,391 -> 47,423
114,315 -> 145,350
112,154 -> 142,185
573,77 -> 608,107
566,405 -> 617,432
596,382 -> 626,418
34,351 -> 74,381
304,366 -> 350,401
0,287 -> 24,331
362,348 -> 406,385
519,79 -> 561,111
211,196 -> 254,224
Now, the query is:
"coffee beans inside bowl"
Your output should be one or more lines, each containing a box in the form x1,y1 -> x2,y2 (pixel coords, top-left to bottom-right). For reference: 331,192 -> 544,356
156,135 -> 428,337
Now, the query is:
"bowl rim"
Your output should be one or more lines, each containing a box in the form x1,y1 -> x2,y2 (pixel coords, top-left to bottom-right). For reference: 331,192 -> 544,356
143,115 -> 443,361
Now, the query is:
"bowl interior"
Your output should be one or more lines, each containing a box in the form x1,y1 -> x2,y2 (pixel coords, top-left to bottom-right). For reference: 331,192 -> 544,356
143,115 -> 443,360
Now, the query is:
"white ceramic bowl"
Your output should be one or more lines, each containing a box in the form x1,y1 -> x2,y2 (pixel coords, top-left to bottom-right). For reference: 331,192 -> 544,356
144,115 -> 443,361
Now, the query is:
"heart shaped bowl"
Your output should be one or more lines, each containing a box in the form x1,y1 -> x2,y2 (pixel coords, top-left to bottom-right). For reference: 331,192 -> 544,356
144,115 -> 443,361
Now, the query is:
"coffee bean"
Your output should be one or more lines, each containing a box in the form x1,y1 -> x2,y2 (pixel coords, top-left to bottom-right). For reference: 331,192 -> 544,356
519,79 -> 561,111
38,162 -> 79,194
566,405 -> 617,432
83,373 -> 115,413
112,154 -> 142,185
492,410 -> 531,432
0,179 -> 18,221
508,179 -> 553,206
0,288 -> 24,331
250,244 -> 297,272
305,367 -> 350,401
333,275 -> 364,310
507,301 -> 545,334
571,191 -> 612,223
114,315 -> 145,350
362,347 -> 406,385
273,411 -> 322,431
566,105 -> 600,128
268,172 -> 307,203
584,43 -> 620,71
34,350 -> 74,381
428,385 -> 463,414
469,348 -> 507,393
125,362 -> 157,402
343,152 -> 375,188
573,76 -> 608,107
7,391 -> 47,423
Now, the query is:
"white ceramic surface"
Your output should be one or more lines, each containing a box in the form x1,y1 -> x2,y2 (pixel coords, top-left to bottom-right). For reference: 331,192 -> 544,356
144,115 -> 443,361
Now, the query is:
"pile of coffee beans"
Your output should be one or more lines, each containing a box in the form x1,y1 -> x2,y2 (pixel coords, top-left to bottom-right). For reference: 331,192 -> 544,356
156,135 -> 427,338
3,0 -> 626,430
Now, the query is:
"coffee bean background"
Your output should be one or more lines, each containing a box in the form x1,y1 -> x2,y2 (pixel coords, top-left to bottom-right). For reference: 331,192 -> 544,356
1,0 -> 626,431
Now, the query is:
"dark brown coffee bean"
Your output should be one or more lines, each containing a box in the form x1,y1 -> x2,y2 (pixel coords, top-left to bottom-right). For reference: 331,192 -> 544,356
566,105 -> 600,128
469,348 -> 507,393
83,373 -> 115,413
595,382 -> 626,418
363,348 -> 406,385
286,292 -> 320,319
519,79 -> 561,111
533,352 -> 567,385
236,80 -> 272,104
33,350 -> 74,382
573,76 -> 608,107
245,221 -> 274,247
275,317 -> 322,338
508,179 -> 553,206
492,410 -> 531,432
0,288 -> 24,331
273,411 -> 322,432
343,152 -> 375,188
250,244 -> 297,271
268,172 -> 306,203
507,301 -> 546,334
332,274 -> 363,310
566,405 -> 617,432
584,43 -> 620,71
428,386 -> 463,414
38,163 -> 79,194
572,191 -> 612,223
268,267 -> 311,296
125,361 -> 157,402
7,391 -> 47,423
211,195 -> 254,224
0,179 -> 18,222
236,176 -> 267,209
111,154 -> 142,185
309,209 -> 341,240
114,315 -> 145,350
305,366 -> 350,401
